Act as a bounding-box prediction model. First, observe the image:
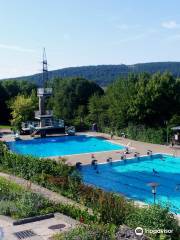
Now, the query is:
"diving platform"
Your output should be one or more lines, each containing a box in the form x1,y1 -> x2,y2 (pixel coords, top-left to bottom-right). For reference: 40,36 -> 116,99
22,120 -> 64,130
35,110 -> 53,119
37,88 -> 52,96
21,119 -> 65,135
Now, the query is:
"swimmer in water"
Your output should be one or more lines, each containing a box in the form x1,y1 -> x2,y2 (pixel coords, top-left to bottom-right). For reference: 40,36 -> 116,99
153,168 -> 159,175
175,184 -> 180,191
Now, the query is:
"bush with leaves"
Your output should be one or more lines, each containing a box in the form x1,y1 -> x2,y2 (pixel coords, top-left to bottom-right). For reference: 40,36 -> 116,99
0,177 -> 52,219
0,142 -> 75,181
53,224 -> 116,240
126,205 -> 180,240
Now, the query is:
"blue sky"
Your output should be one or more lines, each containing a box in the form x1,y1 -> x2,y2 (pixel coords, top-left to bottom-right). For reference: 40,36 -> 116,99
1,0 -> 180,78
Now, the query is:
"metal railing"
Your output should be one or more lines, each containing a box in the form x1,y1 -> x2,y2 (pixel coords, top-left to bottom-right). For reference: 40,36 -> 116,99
35,110 -> 53,118
22,118 -> 64,129
37,88 -> 52,95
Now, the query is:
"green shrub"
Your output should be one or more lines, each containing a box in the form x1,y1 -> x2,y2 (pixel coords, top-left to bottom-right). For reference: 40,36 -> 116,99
14,192 -> 51,218
0,200 -> 17,216
51,204 -> 98,223
0,177 -> 51,219
53,224 -> 116,240
0,142 -> 76,182
126,205 -> 180,240
0,176 -> 96,223
124,124 -> 166,144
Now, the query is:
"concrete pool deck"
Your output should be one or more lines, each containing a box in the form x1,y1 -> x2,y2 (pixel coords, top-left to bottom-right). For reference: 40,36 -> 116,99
1,130 -> 180,165
63,131 -> 180,165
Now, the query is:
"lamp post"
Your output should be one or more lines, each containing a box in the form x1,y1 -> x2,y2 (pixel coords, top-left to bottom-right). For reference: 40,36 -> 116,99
147,182 -> 159,204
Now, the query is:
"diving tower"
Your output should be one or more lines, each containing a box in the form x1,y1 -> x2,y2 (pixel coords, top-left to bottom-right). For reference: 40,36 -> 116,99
21,48 -> 64,136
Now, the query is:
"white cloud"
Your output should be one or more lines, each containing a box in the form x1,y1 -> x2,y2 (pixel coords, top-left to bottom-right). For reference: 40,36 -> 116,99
161,20 -> 180,29
0,44 -> 35,53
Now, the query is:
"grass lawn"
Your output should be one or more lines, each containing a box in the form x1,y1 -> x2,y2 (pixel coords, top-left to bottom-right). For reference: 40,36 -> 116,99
0,125 -> 11,129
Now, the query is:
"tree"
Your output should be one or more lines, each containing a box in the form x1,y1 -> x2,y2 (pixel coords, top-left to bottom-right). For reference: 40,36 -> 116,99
0,80 -> 36,124
9,94 -> 37,130
128,72 -> 180,126
106,74 -> 137,129
88,95 -> 109,130
0,83 -> 8,124
52,77 -> 104,124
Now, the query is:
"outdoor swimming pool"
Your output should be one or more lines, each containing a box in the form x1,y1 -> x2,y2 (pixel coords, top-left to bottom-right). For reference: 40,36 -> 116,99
80,154 -> 180,214
7,135 -> 124,157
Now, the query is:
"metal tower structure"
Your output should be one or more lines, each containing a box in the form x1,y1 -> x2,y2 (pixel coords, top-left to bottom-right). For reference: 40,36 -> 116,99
35,49 -> 53,133
41,48 -> 48,87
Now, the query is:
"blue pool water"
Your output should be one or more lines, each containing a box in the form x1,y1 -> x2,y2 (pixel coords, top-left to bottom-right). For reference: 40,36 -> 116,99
80,154 -> 180,214
7,135 -> 124,157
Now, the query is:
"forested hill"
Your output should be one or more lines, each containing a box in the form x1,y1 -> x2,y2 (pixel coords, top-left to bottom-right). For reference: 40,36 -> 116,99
2,62 -> 180,87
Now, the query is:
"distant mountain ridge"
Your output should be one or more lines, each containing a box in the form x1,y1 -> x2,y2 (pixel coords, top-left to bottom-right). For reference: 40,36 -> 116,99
2,62 -> 180,86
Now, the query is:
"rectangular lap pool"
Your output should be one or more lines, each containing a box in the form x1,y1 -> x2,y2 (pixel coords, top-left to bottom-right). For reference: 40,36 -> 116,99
80,154 -> 180,214
7,135 -> 124,157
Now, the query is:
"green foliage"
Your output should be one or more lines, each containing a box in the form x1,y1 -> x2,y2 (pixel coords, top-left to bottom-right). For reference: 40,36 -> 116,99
49,204 -> 98,223
8,93 -> 37,129
52,77 -> 103,127
128,72 -> 180,125
0,142 -> 74,180
88,72 -> 180,144
2,71 -> 180,144
54,224 -> 116,240
124,124 -> 166,144
88,94 -> 109,131
0,201 -> 17,216
0,79 -> 36,124
72,184 -> 134,226
15,192 -> 50,218
0,176 -> 95,223
169,114 -> 180,127
0,177 -> 51,219
0,83 -> 9,124
126,205 -> 180,240
0,125 -> 11,129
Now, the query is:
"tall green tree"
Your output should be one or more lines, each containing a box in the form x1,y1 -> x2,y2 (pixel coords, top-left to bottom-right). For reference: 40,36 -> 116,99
9,93 -> 37,130
0,83 -> 8,124
0,80 -> 36,124
52,77 -> 104,124
88,94 -> 109,130
88,72 -> 180,142
129,72 -> 180,126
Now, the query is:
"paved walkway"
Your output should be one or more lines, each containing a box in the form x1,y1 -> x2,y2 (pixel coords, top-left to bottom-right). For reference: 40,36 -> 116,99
62,131 -> 180,165
0,213 -> 78,240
